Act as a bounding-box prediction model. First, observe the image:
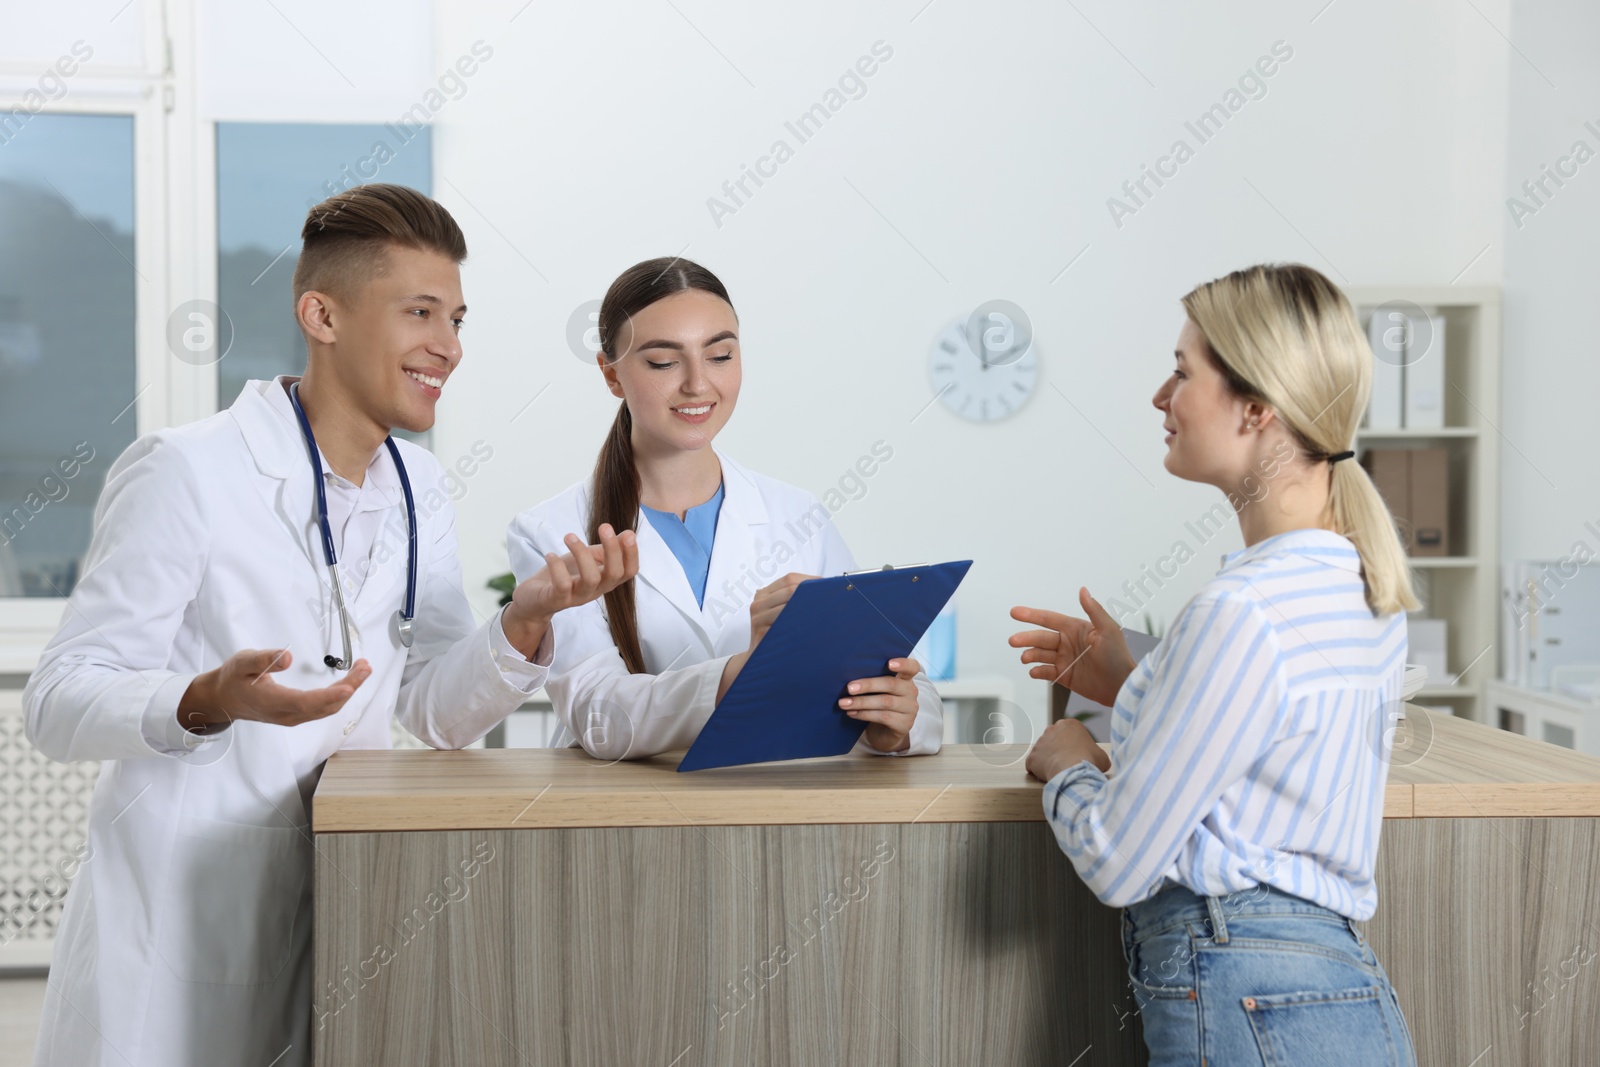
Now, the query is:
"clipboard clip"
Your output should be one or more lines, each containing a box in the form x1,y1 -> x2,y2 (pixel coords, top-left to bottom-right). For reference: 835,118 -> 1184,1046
843,562 -> 928,576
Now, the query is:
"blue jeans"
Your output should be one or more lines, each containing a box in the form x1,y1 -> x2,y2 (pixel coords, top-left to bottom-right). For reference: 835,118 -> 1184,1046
1121,883 -> 1416,1066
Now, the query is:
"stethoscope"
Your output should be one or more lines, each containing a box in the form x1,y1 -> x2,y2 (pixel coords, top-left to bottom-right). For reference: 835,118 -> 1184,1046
288,382 -> 418,669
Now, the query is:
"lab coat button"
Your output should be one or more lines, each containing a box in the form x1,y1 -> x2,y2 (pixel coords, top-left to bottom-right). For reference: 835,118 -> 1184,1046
342,720 -> 356,736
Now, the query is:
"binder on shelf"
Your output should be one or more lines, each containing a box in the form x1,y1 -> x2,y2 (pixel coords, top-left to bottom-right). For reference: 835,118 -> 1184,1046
678,560 -> 972,772
1408,447 -> 1448,555
1361,447 -> 1450,556
1509,559 -> 1600,690
1366,308 -> 1404,430
1404,308 -> 1446,430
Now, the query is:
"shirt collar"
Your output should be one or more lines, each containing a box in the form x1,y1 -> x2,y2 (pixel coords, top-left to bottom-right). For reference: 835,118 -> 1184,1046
1218,528 -> 1363,575
262,375 -> 401,507
640,482 -> 725,553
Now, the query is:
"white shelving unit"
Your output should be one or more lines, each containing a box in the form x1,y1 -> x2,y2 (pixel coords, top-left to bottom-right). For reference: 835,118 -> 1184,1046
1346,287 -> 1501,723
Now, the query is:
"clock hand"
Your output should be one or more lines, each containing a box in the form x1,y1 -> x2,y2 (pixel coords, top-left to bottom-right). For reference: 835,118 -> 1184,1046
973,325 -> 991,371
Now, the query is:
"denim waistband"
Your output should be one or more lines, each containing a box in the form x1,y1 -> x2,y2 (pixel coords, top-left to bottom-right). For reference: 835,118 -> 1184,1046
1124,881 -> 1350,945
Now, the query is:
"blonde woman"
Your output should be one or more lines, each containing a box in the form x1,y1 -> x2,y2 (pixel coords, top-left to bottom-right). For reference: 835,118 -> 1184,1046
1012,264 -> 1417,1065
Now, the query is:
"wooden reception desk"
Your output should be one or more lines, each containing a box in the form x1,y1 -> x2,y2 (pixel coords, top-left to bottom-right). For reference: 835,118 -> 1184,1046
312,708 -> 1600,1066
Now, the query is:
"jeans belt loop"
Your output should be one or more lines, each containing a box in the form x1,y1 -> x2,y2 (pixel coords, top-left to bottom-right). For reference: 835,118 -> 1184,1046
1205,894 -> 1230,944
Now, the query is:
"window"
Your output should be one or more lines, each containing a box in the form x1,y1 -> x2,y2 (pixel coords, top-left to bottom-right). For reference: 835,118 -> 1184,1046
0,6 -> 440,659
0,114 -> 138,597
215,122 -> 434,411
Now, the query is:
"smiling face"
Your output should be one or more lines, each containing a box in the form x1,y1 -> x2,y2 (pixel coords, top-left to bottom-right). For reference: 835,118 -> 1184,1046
601,288 -> 741,455
1152,317 -> 1267,487
299,243 -> 465,436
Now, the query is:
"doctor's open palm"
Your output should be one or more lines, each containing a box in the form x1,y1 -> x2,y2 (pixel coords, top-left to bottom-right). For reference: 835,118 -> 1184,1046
175,526 -> 638,733
177,648 -> 375,731
1009,587 -> 1138,709
510,523 -> 640,624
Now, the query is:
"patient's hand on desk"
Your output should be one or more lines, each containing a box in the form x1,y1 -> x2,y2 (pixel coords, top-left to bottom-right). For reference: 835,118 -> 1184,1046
840,657 -> 921,753
1026,718 -> 1111,782
1009,587 -> 1136,708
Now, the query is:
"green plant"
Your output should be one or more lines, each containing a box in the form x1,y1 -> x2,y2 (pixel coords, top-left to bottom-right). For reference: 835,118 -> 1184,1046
487,571 -> 515,608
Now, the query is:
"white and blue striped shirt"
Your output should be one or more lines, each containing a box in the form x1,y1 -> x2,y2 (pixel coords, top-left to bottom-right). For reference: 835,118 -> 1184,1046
1043,528 -> 1407,920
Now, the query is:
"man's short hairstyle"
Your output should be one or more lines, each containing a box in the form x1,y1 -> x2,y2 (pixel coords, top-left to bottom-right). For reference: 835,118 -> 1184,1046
292,183 -> 467,307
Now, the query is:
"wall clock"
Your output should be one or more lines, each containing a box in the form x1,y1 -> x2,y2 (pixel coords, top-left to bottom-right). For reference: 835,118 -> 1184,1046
927,300 -> 1038,422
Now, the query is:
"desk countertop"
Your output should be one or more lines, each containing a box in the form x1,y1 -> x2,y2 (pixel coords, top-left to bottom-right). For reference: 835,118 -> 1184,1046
313,707 -> 1600,833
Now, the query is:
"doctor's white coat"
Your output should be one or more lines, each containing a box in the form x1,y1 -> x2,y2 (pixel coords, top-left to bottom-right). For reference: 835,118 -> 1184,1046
506,449 -> 943,760
23,379 -> 544,1066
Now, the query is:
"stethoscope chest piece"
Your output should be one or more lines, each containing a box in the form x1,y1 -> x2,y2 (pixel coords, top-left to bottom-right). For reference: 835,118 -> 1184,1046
396,613 -> 416,649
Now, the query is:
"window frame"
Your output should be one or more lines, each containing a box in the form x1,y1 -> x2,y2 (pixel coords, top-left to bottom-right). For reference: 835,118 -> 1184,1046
0,1 -> 212,669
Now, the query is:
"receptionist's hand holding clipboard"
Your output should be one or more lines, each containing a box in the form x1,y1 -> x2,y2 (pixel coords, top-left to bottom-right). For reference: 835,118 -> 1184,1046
684,560 -> 973,772
715,572 -> 922,752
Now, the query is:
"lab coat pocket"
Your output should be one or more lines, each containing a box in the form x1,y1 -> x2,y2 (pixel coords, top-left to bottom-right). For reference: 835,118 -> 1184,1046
155,816 -> 310,985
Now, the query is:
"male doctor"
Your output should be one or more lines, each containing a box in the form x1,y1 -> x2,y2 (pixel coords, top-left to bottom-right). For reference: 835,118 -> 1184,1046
23,183 -> 637,1066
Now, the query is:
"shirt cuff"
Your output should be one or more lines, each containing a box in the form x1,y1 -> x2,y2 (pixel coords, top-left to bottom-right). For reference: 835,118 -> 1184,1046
856,709 -> 927,756
490,608 -> 553,693
140,673 -> 230,755
1042,760 -> 1108,821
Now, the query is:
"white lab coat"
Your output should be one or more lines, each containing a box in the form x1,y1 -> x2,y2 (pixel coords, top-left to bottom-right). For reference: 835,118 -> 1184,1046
23,379 -> 546,1067
506,448 -> 943,760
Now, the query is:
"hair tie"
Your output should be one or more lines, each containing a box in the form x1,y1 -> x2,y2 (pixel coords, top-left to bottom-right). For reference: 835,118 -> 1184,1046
1328,450 -> 1355,464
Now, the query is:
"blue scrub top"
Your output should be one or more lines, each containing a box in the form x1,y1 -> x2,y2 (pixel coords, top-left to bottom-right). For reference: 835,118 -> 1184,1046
640,482 -> 725,608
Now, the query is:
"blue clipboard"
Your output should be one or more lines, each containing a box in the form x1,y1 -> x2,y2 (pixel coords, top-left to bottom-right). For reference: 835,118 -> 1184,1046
677,560 -> 973,772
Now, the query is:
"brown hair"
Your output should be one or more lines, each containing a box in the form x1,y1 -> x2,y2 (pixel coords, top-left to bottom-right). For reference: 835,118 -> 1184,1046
1181,263 -> 1420,615
291,183 -> 467,307
591,257 -> 735,673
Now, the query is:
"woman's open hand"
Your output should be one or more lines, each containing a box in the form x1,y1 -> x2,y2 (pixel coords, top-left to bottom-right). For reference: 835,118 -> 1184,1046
1009,587 -> 1137,708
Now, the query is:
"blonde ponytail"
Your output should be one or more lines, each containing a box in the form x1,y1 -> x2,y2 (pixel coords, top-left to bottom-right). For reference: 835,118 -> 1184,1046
1182,264 -> 1420,616
1328,459 -> 1421,614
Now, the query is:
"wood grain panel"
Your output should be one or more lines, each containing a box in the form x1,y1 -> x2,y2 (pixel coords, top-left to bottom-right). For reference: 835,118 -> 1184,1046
1363,817 -> 1600,1066
313,822 -> 1145,1066
314,819 -> 1600,1065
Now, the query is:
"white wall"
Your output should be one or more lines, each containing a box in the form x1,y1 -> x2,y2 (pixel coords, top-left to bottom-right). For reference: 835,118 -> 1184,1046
1500,0 -> 1600,568
198,0 -> 433,121
422,0 -> 1511,726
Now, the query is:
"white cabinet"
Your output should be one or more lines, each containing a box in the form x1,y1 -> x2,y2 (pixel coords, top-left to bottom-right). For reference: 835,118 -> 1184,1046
1487,679 -> 1600,758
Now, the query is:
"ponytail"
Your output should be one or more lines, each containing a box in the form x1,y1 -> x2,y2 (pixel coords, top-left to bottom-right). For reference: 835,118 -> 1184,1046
590,403 -> 647,673
1327,458 -> 1421,615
